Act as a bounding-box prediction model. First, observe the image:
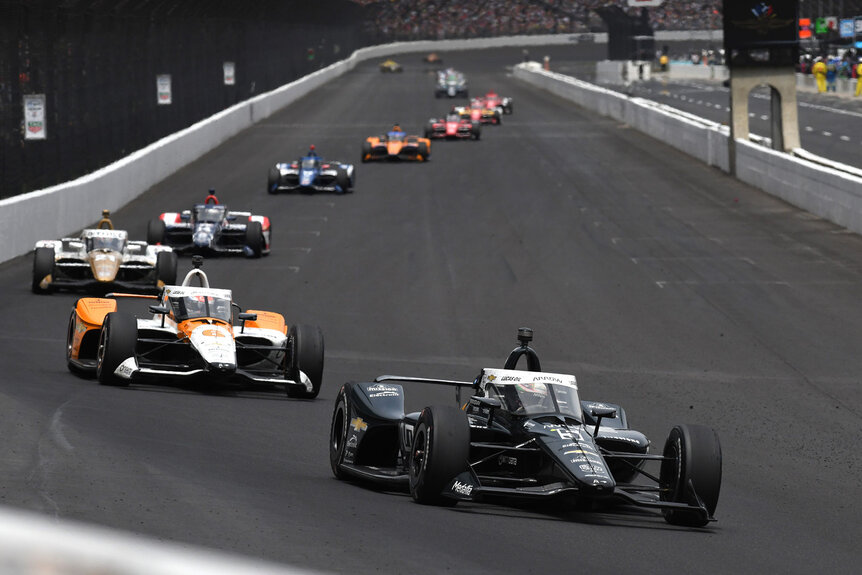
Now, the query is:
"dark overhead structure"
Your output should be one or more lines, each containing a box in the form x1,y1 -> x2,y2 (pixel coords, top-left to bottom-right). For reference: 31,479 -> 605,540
596,6 -> 655,61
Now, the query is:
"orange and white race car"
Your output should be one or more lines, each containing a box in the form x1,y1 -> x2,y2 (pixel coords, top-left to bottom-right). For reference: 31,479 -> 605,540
65,257 -> 324,398
361,125 -> 431,162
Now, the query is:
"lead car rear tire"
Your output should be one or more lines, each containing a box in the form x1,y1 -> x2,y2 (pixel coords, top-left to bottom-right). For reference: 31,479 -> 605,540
660,424 -> 722,527
286,324 -> 324,399
96,312 -> 137,387
409,405 -> 469,506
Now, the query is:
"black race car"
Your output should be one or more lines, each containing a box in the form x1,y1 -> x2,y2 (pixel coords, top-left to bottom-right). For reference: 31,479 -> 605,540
330,328 -> 722,527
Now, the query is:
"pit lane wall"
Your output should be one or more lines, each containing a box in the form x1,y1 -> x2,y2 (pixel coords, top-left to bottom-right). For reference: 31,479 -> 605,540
513,63 -> 862,235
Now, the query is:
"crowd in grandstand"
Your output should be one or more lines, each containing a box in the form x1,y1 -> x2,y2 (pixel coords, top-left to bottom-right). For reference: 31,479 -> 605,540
349,1 -> 723,40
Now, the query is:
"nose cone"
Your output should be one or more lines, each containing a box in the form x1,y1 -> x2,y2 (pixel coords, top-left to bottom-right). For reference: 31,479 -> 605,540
387,142 -> 401,156
190,324 -> 236,372
193,224 -> 215,248
89,251 -> 121,282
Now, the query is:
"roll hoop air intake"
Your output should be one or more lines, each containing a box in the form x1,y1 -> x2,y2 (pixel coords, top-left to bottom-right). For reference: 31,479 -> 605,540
503,327 -> 541,372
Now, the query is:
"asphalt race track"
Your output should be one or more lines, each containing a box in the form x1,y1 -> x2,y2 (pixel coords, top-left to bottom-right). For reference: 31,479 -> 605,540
1,46 -> 860,574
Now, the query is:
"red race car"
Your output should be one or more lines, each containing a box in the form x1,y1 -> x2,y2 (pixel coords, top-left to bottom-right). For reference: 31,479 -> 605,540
424,112 -> 481,140
475,91 -> 513,115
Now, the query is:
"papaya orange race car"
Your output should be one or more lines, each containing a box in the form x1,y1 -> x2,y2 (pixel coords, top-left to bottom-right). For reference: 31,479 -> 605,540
65,257 -> 325,398
361,125 -> 431,162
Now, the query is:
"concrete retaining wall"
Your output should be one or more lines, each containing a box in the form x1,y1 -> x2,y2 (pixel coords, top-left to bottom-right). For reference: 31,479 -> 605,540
514,63 -> 862,234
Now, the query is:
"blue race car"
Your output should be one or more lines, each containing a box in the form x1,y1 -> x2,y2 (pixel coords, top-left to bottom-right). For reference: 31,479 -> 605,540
268,146 -> 355,194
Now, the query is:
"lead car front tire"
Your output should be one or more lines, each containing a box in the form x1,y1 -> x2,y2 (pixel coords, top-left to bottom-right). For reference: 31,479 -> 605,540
660,424 -> 722,527
96,312 -> 137,387
409,405 -> 469,506
329,384 -> 353,478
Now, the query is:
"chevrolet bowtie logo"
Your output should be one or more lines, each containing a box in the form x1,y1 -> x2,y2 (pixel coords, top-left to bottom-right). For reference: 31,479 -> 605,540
350,417 -> 367,432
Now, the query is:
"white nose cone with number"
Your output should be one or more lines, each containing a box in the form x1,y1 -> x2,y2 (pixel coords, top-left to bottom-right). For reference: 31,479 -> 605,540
189,324 -> 236,372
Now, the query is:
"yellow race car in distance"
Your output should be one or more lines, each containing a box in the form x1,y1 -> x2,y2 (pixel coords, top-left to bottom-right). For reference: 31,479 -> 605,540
379,59 -> 403,73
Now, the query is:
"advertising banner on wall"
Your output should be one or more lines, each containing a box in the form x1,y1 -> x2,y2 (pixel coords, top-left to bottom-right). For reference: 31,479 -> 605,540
23,94 -> 47,140
157,74 -> 172,105
223,62 -> 235,85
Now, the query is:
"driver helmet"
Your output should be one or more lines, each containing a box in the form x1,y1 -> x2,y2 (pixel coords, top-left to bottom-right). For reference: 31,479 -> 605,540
185,295 -> 207,317
213,298 -> 230,319
516,382 -> 551,410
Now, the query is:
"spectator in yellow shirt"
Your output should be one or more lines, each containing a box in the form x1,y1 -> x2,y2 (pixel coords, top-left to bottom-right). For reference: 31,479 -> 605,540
812,58 -> 827,93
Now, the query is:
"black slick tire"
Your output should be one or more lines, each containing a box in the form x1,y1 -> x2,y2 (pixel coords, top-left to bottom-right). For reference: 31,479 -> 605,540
329,384 -> 354,478
96,312 -> 137,386
32,247 -> 55,294
286,324 -> 324,399
660,424 -> 722,527
335,169 -> 350,194
244,220 -> 263,258
155,251 -> 177,287
147,219 -> 166,245
408,405 -> 469,506
267,167 -> 280,194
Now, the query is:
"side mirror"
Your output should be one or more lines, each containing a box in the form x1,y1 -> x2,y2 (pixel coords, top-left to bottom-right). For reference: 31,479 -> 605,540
180,211 -> 191,221
149,305 -> 170,328
591,407 -> 617,438
237,312 -> 257,333
471,396 -> 502,428
474,396 -> 502,409
226,214 -> 237,221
